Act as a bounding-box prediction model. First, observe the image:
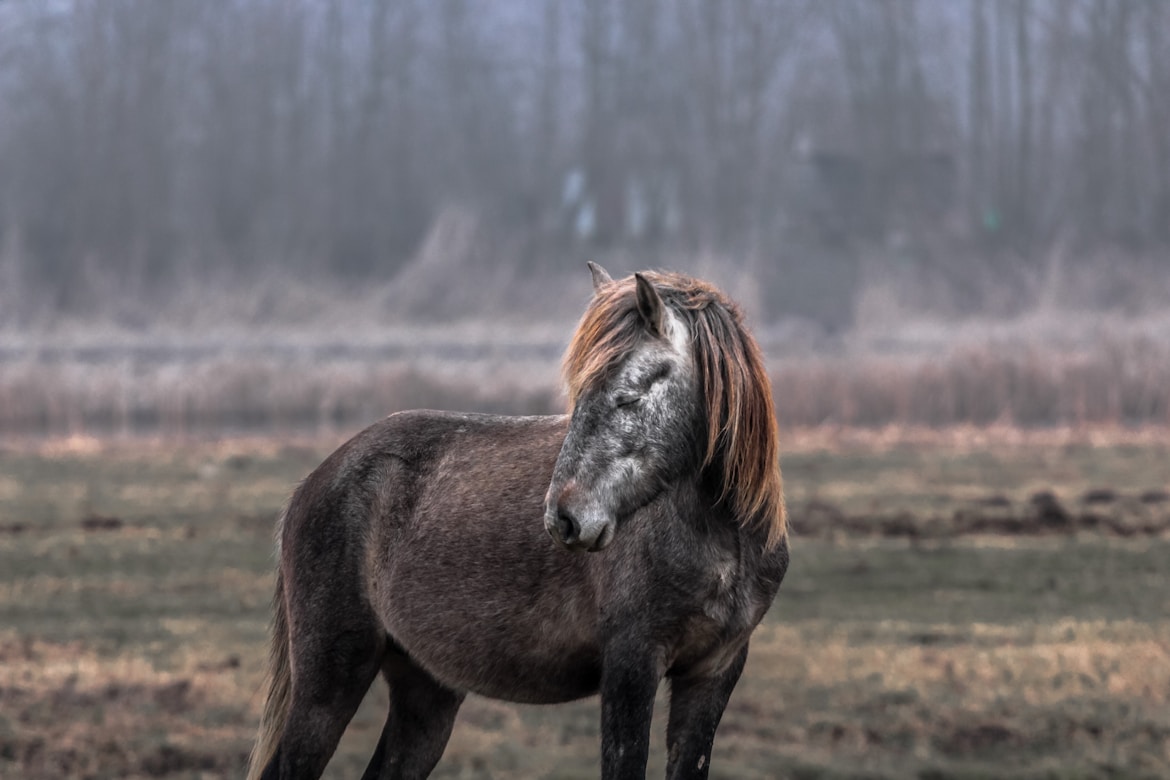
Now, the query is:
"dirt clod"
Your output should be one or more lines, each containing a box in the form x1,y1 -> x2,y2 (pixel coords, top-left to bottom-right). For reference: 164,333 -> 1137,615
80,514 -> 124,532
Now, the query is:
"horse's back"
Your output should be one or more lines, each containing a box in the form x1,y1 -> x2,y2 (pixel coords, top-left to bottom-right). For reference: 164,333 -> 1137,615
375,408 -> 568,517
316,409 -> 567,476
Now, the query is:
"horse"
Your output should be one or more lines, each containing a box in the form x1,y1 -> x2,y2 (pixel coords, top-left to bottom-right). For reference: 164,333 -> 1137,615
247,263 -> 789,780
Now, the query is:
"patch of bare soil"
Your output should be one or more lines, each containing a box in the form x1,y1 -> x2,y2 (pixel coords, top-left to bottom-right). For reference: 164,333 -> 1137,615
79,513 -> 125,532
790,489 -> 1170,539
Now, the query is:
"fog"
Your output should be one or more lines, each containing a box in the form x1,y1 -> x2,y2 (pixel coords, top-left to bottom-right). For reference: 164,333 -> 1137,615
1,0 -> 1167,435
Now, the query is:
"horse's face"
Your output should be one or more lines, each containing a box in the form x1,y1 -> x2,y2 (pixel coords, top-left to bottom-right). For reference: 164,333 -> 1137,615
545,273 -> 702,552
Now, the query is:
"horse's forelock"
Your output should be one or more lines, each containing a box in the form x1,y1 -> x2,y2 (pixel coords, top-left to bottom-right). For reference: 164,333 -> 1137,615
563,272 -> 786,548
563,284 -> 643,408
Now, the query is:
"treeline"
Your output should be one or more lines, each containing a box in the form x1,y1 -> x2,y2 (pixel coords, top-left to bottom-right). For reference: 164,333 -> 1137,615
1,0 -> 1167,314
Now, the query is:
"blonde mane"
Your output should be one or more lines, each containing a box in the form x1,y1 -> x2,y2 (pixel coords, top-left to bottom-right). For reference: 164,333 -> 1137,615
563,271 -> 786,548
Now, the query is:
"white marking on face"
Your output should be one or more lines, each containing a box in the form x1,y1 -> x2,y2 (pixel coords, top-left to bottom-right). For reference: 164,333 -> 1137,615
664,307 -> 691,359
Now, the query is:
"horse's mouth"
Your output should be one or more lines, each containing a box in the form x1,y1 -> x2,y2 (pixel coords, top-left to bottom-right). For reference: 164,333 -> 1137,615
555,521 -> 615,553
589,523 -> 615,551
546,481 -> 666,553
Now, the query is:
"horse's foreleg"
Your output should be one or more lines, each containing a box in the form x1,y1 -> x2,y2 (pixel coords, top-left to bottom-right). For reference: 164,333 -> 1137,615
663,643 -> 748,780
359,648 -> 465,780
599,638 -> 662,780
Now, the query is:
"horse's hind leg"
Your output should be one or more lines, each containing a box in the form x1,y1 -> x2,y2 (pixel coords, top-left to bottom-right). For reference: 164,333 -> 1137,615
265,618 -> 385,779
359,647 -> 465,780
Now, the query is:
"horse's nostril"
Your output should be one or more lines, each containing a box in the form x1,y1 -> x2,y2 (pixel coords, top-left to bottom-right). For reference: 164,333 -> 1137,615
557,507 -> 580,544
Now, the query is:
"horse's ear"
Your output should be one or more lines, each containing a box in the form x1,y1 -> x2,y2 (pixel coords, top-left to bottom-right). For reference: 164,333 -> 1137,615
587,261 -> 612,292
633,273 -> 664,336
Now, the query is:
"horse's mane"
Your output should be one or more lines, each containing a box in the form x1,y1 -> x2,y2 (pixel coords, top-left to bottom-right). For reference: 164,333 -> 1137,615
563,271 -> 786,548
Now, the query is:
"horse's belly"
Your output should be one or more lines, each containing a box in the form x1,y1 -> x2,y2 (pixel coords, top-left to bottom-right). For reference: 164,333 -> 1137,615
391,617 -> 602,703
457,645 -> 602,704
380,564 -> 603,703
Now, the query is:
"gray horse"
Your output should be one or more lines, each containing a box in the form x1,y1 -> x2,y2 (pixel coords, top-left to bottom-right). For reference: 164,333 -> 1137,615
248,264 -> 788,780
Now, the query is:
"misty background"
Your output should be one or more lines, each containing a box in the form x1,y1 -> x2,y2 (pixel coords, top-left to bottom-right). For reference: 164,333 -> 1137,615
1,0 -> 1168,435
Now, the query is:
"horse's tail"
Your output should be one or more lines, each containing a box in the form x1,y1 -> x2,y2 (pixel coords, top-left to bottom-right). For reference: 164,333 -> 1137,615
246,565 -> 291,780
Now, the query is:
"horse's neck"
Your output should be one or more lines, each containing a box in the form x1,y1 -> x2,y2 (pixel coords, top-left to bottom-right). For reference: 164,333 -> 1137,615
663,477 -> 737,542
680,469 -> 780,557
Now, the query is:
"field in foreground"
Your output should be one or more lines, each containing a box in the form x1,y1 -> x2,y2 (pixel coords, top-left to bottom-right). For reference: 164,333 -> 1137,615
0,430 -> 1167,779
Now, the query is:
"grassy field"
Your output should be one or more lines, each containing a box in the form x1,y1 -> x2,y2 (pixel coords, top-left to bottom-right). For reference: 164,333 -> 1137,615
0,429 -> 1168,779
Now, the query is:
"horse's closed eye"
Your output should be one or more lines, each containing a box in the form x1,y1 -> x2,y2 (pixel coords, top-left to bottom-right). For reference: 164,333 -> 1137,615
615,394 -> 643,408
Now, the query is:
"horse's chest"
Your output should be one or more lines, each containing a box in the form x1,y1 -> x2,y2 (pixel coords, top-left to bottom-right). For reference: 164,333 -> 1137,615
699,555 -> 742,624
667,556 -> 764,676
672,540 -> 757,624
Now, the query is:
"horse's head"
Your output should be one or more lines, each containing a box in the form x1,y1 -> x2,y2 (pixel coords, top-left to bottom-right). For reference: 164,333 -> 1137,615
544,264 -> 704,552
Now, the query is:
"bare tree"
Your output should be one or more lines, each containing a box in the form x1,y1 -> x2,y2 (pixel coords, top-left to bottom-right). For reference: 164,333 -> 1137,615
0,0 -> 1166,320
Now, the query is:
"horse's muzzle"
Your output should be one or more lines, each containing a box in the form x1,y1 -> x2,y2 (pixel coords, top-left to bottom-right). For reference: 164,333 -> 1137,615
544,485 -> 614,552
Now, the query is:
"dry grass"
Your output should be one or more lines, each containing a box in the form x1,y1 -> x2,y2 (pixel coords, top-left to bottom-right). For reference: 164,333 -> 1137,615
725,615 -> 1170,778
1,438 -> 1168,778
0,359 -> 558,437
771,338 -> 1170,428
2,334 -> 1169,437
9,610 -> 1167,779
0,638 -> 253,778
